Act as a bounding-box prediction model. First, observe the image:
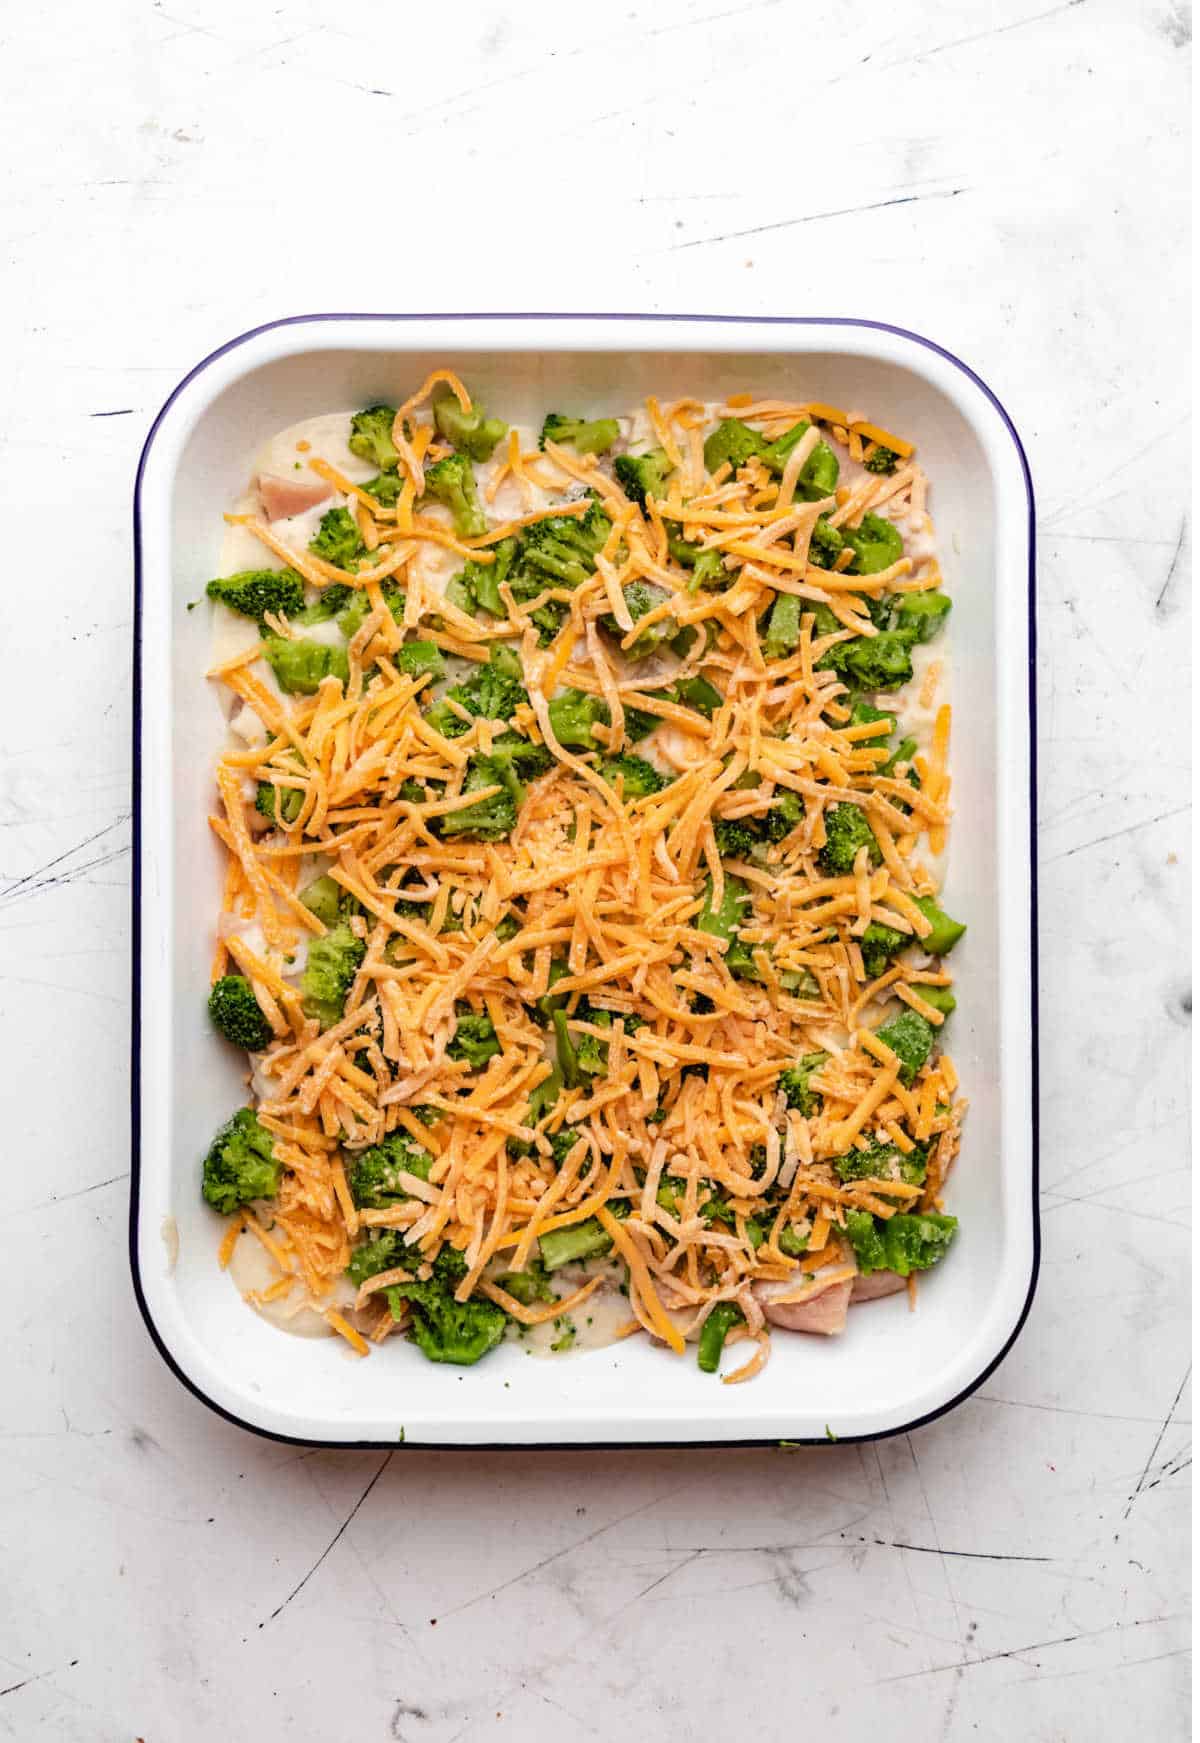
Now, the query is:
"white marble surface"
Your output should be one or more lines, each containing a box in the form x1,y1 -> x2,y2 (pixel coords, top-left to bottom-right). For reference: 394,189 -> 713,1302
1,1 -> 1191,1737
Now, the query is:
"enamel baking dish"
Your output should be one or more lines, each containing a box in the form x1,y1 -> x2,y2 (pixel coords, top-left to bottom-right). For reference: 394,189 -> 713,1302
132,314 -> 1039,1447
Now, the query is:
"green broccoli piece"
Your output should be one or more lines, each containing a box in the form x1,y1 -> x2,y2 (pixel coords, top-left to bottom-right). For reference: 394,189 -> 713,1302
362,471 -> 404,506
832,1136 -> 927,1187
255,780 -> 303,826
808,518 -> 845,571
395,640 -> 444,683
915,983 -> 957,1017
848,697 -> 897,735
696,872 -> 760,979
264,637 -> 350,696
309,507 -> 367,570
201,1108 -> 281,1214
425,643 -> 527,737
439,732 -> 552,841
674,675 -> 723,716
495,1262 -> 556,1305
423,454 -> 487,539
548,688 -> 611,749
875,1008 -> 935,1086
763,790 -> 805,845
348,1131 -> 434,1209
759,421 -> 840,499
819,803 -> 882,875
697,1301 -> 744,1373
295,583 -> 356,626
842,512 -> 904,575
521,503 -> 611,591
206,569 -> 306,628
763,592 -> 802,662
539,413 -> 620,456
450,538 -> 520,618
703,419 -> 767,476
538,1202 -> 629,1272
299,873 -> 359,928
881,735 -> 919,779
713,818 -> 758,860
433,387 -> 507,462
207,975 -> 274,1052
600,580 -> 678,660
614,448 -> 671,507
893,591 -> 951,643
864,444 -> 901,475
914,894 -> 966,955
448,1006 -> 502,1069
346,1229 -> 411,1285
334,580 -> 405,640
348,404 -> 400,472
860,920 -> 908,980
387,1275 -> 506,1366
300,921 -> 365,1028
779,1051 -> 828,1115
598,753 -> 667,800
844,1209 -> 958,1277
821,629 -> 915,693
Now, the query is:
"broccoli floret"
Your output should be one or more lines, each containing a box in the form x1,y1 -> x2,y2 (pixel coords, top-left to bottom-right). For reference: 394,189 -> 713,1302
495,1262 -> 556,1305
394,640 -> 444,683
433,387 -> 507,462
439,732 -> 551,841
892,591 -> 952,643
763,592 -> 801,662
362,471 -> 404,506
807,517 -> 845,571
599,753 -> 667,800
299,873 -> 359,928
348,404 -> 400,472
763,790 -> 805,845
875,1008 -> 935,1086
348,1130 -> 434,1209
309,507 -> 367,570
448,1006 -> 502,1069
600,580 -> 678,661
842,512 -> 904,575
425,643 -> 527,737
819,803 -> 882,875
264,637 -> 350,696
832,1136 -> 927,1187
548,688 -> 611,749
521,502 -> 611,590
334,580 -> 405,640
206,568 -> 306,628
539,413 -> 620,456
300,921 -> 365,1028
779,1051 -> 828,1115
450,538 -> 519,618
346,1228 -> 411,1286
695,872 -> 760,979
864,444 -> 901,475
295,583 -> 356,625
667,529 -> 730,592
703,418 -> 767,476
713,818 -> 758,860
820,629 -> 915,693
860,920 -> 908,980
913,895 -> 967,955
538,1203 -> 629,1272
255,780 -> 303,826
614,448 -> 671,507
844,1209 -> 958,1277
201,1108 -> 281,1214
207,975 -> 274,1051
422,454 -> 487,539
697,1301 -> 744,1374
387,1274 -> 506,1366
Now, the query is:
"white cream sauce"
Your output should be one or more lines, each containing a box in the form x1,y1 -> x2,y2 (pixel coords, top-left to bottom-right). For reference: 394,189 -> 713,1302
226,1221 -> 355,1339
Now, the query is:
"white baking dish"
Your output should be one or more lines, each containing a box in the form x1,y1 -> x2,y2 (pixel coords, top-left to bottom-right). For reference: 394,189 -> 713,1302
132,314 -> 1038,1446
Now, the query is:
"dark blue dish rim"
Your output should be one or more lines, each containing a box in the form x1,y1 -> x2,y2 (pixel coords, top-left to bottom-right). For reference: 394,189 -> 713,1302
130,312 -> 1039,1450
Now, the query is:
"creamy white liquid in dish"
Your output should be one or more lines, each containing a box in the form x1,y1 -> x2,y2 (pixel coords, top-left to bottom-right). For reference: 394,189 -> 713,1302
207,404 -> 950,1353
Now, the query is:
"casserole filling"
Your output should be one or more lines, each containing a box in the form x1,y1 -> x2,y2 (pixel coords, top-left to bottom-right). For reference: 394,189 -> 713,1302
200,374 -> 965,1379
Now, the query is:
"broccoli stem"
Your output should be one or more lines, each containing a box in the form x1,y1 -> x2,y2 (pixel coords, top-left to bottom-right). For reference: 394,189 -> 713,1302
697,1301 -> 744,1373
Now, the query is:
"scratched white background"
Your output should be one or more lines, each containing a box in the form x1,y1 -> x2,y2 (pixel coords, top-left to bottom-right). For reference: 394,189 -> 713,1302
1,1 -> 1191,1738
